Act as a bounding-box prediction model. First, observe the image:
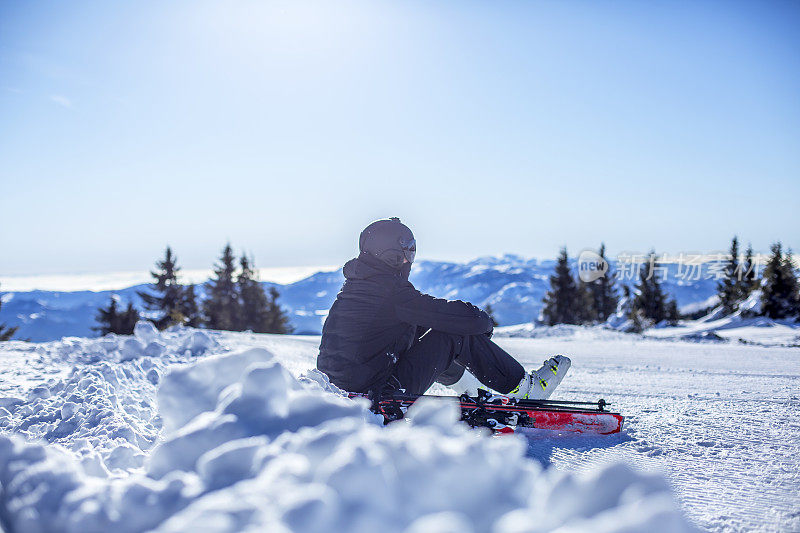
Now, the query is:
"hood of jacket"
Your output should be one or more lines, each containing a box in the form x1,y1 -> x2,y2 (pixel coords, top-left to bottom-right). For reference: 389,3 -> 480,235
343,253 -> 411,282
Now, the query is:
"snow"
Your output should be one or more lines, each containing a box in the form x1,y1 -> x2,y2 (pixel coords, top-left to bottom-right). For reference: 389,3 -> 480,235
498,315 -> 800,348
1,322 -> 798,532
643,316 -> 800,346
679,294 -> 719,315
0,326 -> 219,480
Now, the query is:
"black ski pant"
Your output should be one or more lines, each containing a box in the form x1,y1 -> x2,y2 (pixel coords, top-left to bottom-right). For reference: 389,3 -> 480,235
394,329 -> 526,396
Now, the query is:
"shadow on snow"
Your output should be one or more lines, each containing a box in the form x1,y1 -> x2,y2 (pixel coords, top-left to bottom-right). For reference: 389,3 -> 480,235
519,429 -> 633,468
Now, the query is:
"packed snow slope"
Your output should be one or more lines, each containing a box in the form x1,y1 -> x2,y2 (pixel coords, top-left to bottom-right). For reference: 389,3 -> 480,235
1,255 -> 719,341
1,323 -> 798,532
498,317 -> 800,348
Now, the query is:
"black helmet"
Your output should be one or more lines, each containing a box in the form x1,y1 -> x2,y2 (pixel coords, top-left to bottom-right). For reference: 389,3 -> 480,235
359,217 -> 416,269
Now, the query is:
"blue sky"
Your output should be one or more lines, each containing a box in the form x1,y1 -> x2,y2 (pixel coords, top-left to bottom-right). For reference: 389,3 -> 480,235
1,0 -> 799,276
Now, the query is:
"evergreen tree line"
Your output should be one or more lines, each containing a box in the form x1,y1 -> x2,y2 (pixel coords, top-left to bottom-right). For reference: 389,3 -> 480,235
622,252 -> 680,332
542,244 -> 637,326
541,238 -> 800,330
95,245 -> 292,335
94,298 -> 140,336
541,245 -> 680,330
716,236 -> 800,320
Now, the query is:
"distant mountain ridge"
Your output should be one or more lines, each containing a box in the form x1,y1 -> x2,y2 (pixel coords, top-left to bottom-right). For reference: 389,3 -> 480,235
1,255 -> 718,341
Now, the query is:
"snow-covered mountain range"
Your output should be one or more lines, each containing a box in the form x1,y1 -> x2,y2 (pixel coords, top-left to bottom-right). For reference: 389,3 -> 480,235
1,255 -> 720,341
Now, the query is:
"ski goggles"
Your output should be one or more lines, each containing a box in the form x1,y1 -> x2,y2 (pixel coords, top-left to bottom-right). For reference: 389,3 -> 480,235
400,237 -> 416,263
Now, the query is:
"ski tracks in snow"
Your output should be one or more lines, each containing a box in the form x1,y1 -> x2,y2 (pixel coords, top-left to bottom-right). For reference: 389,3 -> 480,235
498,337 -> 800,533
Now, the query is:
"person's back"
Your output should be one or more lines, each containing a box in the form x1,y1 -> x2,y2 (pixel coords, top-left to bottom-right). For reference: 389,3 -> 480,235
317,252 -> 419,392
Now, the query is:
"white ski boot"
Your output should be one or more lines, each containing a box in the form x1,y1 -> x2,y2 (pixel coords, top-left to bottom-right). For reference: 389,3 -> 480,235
507,355 -> 571,400
447,369 -> 483,397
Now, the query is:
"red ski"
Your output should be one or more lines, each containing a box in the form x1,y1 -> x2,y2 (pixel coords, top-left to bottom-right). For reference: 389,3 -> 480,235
349,389 -> 624,435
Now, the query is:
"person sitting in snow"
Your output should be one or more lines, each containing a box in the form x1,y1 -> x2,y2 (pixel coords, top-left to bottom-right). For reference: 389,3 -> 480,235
317,217 -> 569,399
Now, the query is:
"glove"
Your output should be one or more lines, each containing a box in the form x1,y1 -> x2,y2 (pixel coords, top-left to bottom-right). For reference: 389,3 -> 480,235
466,302 -> 493,337
479,307 -> 494,338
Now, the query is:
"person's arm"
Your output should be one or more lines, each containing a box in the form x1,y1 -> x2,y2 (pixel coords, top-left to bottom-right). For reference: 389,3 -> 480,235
394,283 -> 493,336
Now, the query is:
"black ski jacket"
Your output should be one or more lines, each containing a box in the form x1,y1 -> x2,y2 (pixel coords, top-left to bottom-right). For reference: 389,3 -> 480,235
317,254 -> 493,392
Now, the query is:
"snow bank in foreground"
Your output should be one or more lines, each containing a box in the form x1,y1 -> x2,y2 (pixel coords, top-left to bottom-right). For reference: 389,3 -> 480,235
0,323 -> 218,477
0,341 -> 695,532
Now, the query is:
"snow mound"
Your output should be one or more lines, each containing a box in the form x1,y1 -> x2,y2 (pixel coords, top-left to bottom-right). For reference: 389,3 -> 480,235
0,360 -> 160,476
157,348 -> 278,433
642,309 -> 800,346
0,323 -> 222,477
148,351 -> 369,479
0,344 -> 695,533
32,321 -> 218,366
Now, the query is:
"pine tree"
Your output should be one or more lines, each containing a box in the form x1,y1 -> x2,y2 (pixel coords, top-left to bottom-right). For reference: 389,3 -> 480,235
119,302 -> 140,334
542,248 -> 582,325
665,300 -> 680,326
760,242 -> 800,319
203,244 -> 241,331
576,280 -> 596,324
237,255 -> 271,332
138,247 -> 187,329
586,243 -> 619,322
0,283 -> 19,341
620,284 -> 633,317
620,285 -> 643,333
264,287 -> 293,334
484,303 -> 500,327
717,236 -> 742,315
180,284 -> 202,327
94,297 -> 122,335
741,243 -> 758,294
783,250 -> 800,318
94,297 -> 139,335
631,251 -> 668,325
